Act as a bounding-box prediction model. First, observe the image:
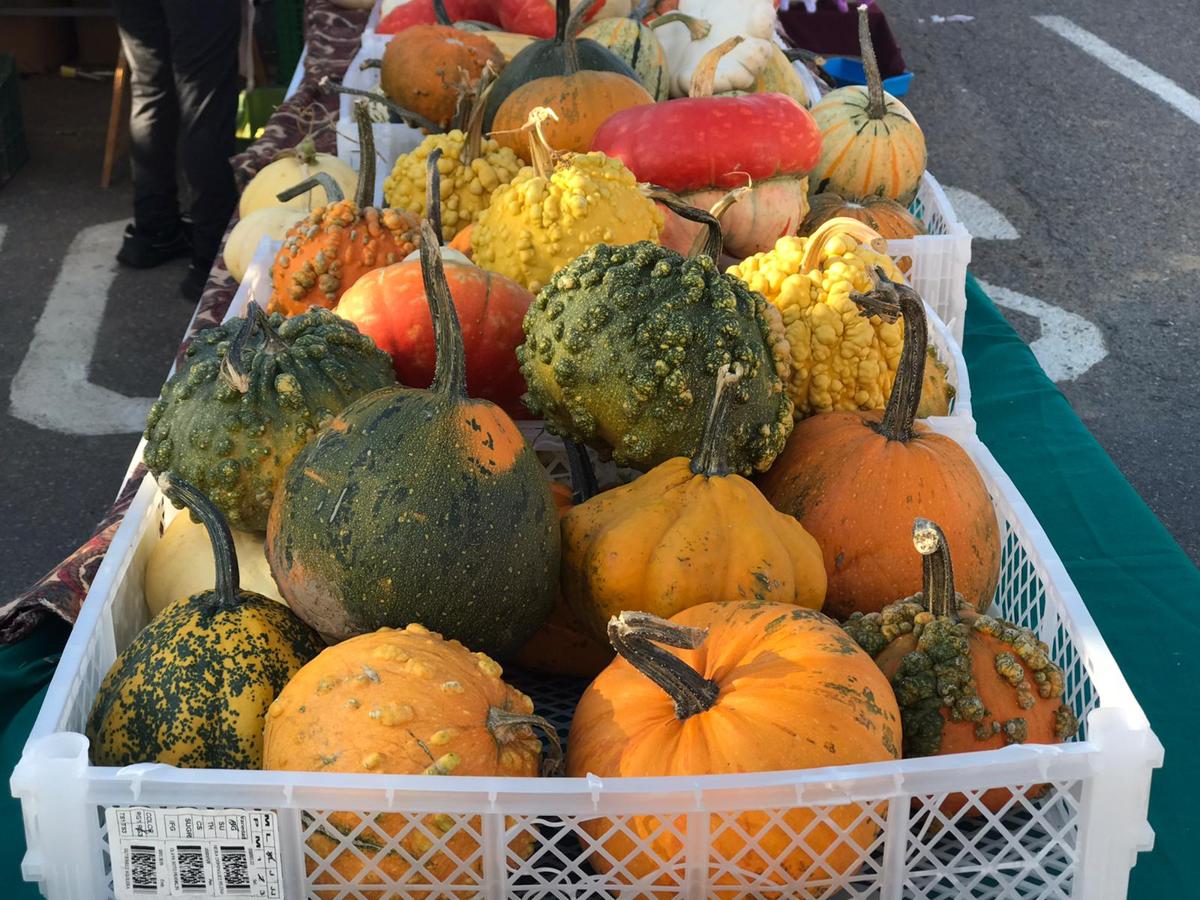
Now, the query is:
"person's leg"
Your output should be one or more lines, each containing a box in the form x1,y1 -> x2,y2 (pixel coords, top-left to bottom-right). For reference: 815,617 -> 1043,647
114,0 -> 190,267
164,0 -> 241,300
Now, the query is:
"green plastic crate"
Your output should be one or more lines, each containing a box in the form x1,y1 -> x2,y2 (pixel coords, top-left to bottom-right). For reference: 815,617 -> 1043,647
0,53 -> 29,186
275,0 -> 305,86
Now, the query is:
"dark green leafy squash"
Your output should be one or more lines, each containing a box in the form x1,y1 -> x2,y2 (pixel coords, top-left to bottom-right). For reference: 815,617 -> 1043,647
483,0 -> 639,130
517,196 -> 795,473
266,222 -> 559,656
86,475 -> 324,769
143,305 -> 396,532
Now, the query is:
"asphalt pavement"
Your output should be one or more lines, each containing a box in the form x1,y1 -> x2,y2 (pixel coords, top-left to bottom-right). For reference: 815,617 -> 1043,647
0,2 -> 1197,605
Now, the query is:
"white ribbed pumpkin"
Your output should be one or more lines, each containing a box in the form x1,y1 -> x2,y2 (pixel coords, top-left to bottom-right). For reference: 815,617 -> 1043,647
238,138 -> 358,218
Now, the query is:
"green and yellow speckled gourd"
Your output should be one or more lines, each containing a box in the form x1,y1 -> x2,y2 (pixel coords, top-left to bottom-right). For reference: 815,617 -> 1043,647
517,195 -> 794,472
266,223 -> 560,656
142,303 -> 396,532
86,475 -> 324,769
843,518 -> 1079,814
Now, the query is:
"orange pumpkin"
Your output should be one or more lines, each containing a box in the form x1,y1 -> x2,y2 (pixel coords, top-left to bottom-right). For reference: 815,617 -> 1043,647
263,623 -> 560,898
807,6 -> 926,203
566,604 -> 901,895
845,519 -> 1079,815
380,24 -> 505,131
802,191 -> 925,241
449,222 -> 474,257
491,0 -> 653,162
267,104 -> 419,316
758,270 -> 1001,620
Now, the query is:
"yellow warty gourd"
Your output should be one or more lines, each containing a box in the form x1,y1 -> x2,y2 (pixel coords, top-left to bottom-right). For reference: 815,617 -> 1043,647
471,111 -> 663,292
383,131 -> 523,243
730,218 -> 951,418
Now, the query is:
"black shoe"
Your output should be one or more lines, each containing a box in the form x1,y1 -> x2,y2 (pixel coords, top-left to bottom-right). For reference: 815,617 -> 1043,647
180,261 -> 209,303
116,223 -> 191,269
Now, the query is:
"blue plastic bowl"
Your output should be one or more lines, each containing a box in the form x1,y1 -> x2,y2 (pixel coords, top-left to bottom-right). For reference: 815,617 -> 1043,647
820,57 -> 913,96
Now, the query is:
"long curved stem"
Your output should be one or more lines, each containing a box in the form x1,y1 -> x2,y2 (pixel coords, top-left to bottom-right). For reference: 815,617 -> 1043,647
425,147 -> 444,242
158,474 -> 241,607
607,611 -> 719,721
275,171 -> 345,205
553,0 -> 570,45
487,708 -> 564,777
432,0 -> 452,25
850,266 -> 927,442
352,100 -> 375,208
648,11 -> 711,40
913,518 -> 957,620
219,301 -> 287,394
321,78 -> 444,134
688,35 -> 743,98
857,4 -> 886,119
463,62 -> 497,165
690,363 -> 742,477
562,0 -> 599,75
648,188 -> 723,261
419,220 -> 468,397
564,440 -> 599,503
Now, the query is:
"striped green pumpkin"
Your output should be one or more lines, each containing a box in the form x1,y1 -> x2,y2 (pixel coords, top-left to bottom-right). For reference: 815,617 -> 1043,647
86,476 -> 324,769
581,17 -> 670,102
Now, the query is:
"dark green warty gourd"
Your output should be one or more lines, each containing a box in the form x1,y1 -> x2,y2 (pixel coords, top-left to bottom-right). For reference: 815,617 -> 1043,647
143,304 -> 396,531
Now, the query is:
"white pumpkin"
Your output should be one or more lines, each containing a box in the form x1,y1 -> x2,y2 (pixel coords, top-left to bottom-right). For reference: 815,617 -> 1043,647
224,207 -> 306,282
144,513 -> 286,617
238,138 -> 358,218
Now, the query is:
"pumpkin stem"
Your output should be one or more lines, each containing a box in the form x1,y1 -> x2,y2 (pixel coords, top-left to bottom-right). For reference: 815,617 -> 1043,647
562,0 -> 600,75
520,107 -> 561,180
352,100 -> 376,208
689,35 -> 744,99
219,302 -> 287,394
419,220 -> 468,397
850,266 -> 927,443
486,707 -> 564,777
608,611 -> 719,721
913,518 -> 959,620
648,11 -> 711,40
425,146 -> 445,243
554,0 -> 570,45
359,58 -> 382,70
647,188 -> 723,261
275,170 -> 345,205
292,134 -> 320,165
321,78 -> 444,134
565,440 -> 599,503
157,473 -> 241,607
857,4 -> 887,120
432,0 -> 452,25
463,61 -> 498,166
690,363 -> 743,477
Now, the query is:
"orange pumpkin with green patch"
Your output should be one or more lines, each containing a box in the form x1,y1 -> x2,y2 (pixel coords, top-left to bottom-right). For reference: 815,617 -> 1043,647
266,222 -> 560,656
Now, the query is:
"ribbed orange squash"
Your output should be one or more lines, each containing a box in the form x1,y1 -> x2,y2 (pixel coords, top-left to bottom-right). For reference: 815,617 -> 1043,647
802,191 -> 925,241
758,271 -> 1000,620
807,6 -> 926,203
562,365 -> 826,642
566,604 -> 901,895
263,623 -> 559,898
268,105 -> 419,316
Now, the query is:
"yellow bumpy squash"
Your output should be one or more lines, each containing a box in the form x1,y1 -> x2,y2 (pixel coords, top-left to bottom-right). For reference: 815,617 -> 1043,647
471,108 -> 663,292
730,218 -> 951,418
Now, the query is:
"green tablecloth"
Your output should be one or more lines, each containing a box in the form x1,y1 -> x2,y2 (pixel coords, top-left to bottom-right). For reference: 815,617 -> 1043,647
1,275 -> 1194,897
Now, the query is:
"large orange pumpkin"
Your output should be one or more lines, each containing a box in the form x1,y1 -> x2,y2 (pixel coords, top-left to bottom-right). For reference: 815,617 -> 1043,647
267,104 -> 419,316
380,23 -> 505,131
757,270 -> 1001,620
566,603 -> 901,895
845,519 -> 1079,815
263,623 -> 559,898
561,364 -> 826,642
807,6 -> 926,203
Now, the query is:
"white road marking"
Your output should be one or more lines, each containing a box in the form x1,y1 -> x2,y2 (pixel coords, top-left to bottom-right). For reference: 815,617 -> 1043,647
1035,16 -> 1200,126
9,220 -> 158,435
944,188 -> 1019,240
978,280 -> 1108,383
0,224 -> 7,252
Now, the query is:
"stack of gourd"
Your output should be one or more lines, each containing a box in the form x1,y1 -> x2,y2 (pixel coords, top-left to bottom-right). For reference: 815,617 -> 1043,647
83,0 -> 1083,893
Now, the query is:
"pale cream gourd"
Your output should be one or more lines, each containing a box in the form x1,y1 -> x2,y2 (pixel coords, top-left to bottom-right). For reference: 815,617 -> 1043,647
224,207 -> 306,282
238,139 -> 358,218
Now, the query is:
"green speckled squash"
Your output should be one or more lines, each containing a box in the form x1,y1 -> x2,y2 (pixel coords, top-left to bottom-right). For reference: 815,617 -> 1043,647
86,476 -> 324,769
517,198 -> 794,473
143,305 -> 397,532
267,224 -> 559,655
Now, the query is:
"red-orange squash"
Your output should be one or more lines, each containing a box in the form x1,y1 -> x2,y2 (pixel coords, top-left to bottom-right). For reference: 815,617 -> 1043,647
566,604 -> 900,894
758,270 -> 1001,619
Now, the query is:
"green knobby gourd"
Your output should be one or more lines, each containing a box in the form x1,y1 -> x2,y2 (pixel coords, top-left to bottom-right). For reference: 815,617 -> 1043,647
143,305 -> 397,531
266,223 -> 559,656
87,475 -> 324,769
517,196 -> 794,473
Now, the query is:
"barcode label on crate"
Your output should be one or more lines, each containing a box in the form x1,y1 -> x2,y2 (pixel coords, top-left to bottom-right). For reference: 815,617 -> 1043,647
105,807 -> 282,899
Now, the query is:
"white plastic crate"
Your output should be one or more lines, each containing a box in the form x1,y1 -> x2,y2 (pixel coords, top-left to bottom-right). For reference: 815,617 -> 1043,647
11,419 -> 1161,899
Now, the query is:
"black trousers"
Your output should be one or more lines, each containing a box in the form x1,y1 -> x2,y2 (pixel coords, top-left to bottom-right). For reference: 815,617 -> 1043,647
115,0 -> 241,265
